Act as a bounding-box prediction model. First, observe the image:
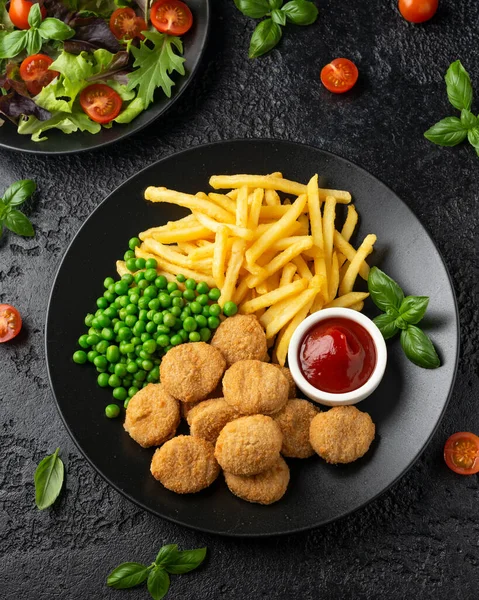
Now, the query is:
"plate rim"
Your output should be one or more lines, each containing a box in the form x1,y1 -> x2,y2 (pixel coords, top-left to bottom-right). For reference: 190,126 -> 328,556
45,138 -> 460,537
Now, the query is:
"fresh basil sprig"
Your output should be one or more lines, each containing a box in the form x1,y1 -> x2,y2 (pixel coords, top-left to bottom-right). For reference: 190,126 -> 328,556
0,4 -> 74,59
0,179 -> 36,238
234,0 -> 318,59
425,61 -> 479,157
368,267 -> 440,369
107,544 -> 207,600
34,447 -> 65,510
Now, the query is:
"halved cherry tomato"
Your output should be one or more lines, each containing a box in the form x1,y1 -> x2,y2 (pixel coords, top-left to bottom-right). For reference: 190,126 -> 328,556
398,0 -> 438,23
150,0 -> 193,35
320,58 -> 359,94
0,304 -> 22,343
9,0 -> 46,30
79,84 -> 123,124
19,54 -> 59,96
109,7 -> 147,41
444,432 -> 479,475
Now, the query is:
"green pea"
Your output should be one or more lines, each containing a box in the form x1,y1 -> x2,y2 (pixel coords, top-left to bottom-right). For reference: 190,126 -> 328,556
144,268 -> 157,282
129,293 -> 140,305
122,273 -> 134,286
115,281 -> 128,295
147,366 -> 160,382
178,329 -> 188,342
92,355 -> 106,370
84,313 -> 94,327
97,372 -> 110,388
143,258 -> 157,270
194,315 -> 207,328
119,295 -> 129,308
133,321 -> 146,336
165,345 -> 173,352
134,271 -> 145,283
159,293 -> 172,308
129,237 -> 141,250
170,290 -> 182,298
124,315 -> 137,328
163,313 -> 176,328
128,386 -> 139,397
104,277 -> 115,289
135,257 -> 146,270
126,361 -> 138,374
183,288 -> 196,302
122,343 -> 135,355
156,325 -> 170,335
172,297 -> 184,308
197,294 -> 209,306
183,317 -> 197,332
170,334 -> 182,346
196,281 -> 209,295
149,298 -> 161,311
78,334 -> 90,349
223,301 -> 238,316
185,278 -> 196,290
152,312 -> 164,325
176,274 -> 186,283
131,336 -> 141,346
170,306 -> 182,318
104,306 -> 117,319
189,331 -> 201,342
114,297 -> 123,308
208,288 -> 221,301
106,345 -> 120,363
108,363 -> 116,374
142,359 -> 154,371
96,340 -> 109,354
124,249 -> 136,261
145,321 -> 156,334
86,334 -> 100,346
138,296 -> 150,310
134,370 -> 147,382
190,301 -> 202,315
123,376 -> 133,388
125,304 -> 138,316
144,285 -> 157,298
155,275 -> 168,289
209,303 -> 221,317
157,334 -> 170,348
105,404 -> 120,418
87,350 -> 99,363
114,363 -> 127,377
200,328 -> 211,342
108,373 -> 121,388
101,328 -> 114,341
103,291 -> 116,303
202,306 -> 210,317
137,279 -> 148,291
73,350 -> 87,364
207,316 -> 219,329
140,333 -> 151,343
139,350 -> 151,360
96,297 -> 108,309
166,281 -> 177,293
118,327 -> 132,341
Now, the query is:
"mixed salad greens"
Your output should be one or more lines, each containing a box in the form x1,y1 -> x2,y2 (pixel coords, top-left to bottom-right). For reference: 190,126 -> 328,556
0,0 -> 193,141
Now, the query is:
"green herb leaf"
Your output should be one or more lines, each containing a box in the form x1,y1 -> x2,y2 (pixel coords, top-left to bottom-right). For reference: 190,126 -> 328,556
271,8 -> 286,25
373,313 -> 399,340
3,179 -> 36,206
164,548 -> 207,574
28,3 -> 42,29
368,266 -> 404,312
468,127 -> 479,148
281,0 -> 318,25
39,18 -> 75,41
398,295 -> 429,325
460,108 -> 477,130
155,544 -> 179,567
0,30 -> 27,59
233,0 -> 271,18
107,563 -> 150,589
445,60 -> 472,111
424,117 -> 468,147
147,567 -> 170,600
269,0 -> 283,8
400,326 -> 440,369
5,209 -> 34,237
0,198 -> 6,221
26,28 -> 42,55
34,447 -> 64,510
249,19 -> 282,59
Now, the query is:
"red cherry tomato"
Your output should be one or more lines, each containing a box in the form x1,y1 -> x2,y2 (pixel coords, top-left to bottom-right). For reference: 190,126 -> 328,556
398,0 -> 438,23
9,0 -> 46,30
150,0 -> 193,35
109,7 -> 147,41
19,54 -> 59,96
0,304 -> 22,343
444,432 -> 479,475
320,58 -> 359,94
79,84 -> 123,124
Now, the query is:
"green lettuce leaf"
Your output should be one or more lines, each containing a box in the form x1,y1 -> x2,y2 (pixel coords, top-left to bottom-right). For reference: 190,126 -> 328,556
0,0 -> 13,32
18,107 -> 101,141
114,96 -> 143,123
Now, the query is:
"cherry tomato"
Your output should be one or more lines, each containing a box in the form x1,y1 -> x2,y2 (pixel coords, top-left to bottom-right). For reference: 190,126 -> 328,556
444,432 -> 479,475
398,0 -> 438,23
19,54 -> 59,96
0,304 -> 22,343
150,0 -> 193,35
79,84 -> 123,124
109,7 -> 147,41
320,58 -> 359,94
9,0 -> 46,30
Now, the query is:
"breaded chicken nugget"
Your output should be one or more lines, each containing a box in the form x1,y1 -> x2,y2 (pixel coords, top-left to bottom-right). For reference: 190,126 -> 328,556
309,406 -> 375,464
188,398 -> 240,444
274,399 -> 319,459
124,383 -> 180,448
160,342 -> 226,403
181,400 -> 200,421
222,360 -> 289,415
211,314 -> 267,366
150,435 -> 219,493
224,456 -> 290,505
215,415 -> 282,476
271,364 -> 297,399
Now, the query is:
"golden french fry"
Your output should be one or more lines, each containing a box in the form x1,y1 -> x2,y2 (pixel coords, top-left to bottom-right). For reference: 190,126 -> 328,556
292,255 -> 313,280
328,252 -> 340,302
150,225 -> 214,244
259,205 -> 308,221
240,279 -> 308,314
236,186 -> 249,228
339,260 -> 350,281
177,241 -> 197,254
279,263 -> 297,287
323,195 -> 336,277
333,230 -> 370,280
350,301 -> 364,311
339,234 -> 376,296
188,244 -> 215,260
142,238 -> 193,269
264,270 -> 280,293
265,286 -> 320,339
208,193 -> 237,214
139,214 -> 198,239
232,278 -> 250,304
194,211 -> 255,240
274,297 -> 315,366
269,236 -> 314,254
227,189 -> 239,200
341,205 -> 358,241
324,292 -> 369,309
212,226 -> 228,288
116,260 -> 128,277
314,256 -> 328,299
219,238 -> 246,306
307,174 -> 323,250
247,188 -> 264,229
264,189 -> 281,206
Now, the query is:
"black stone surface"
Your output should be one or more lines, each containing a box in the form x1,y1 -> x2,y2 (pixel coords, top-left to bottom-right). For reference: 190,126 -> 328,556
1,0 -> 478,598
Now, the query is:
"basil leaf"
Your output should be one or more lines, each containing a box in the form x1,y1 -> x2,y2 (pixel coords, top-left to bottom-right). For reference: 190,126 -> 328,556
147,567 -> 170,600
460,109 -> 477,130
34,447 -> 64,510
269,0 -> 283,8
0,198 -> 6,220
249,19 -> 282,59
468,127 -> 479,148
271,8 -> 286,25
424,117 -> 467,147
445,60 -> 472,111
155,544 -> 179,566
39,18 -> 75,41
164,548 -> 207,574
233,0 -> 270,18
107,563 -> 150,589
367,266 -> 404,312
5,209 -> 34,237
373,313 -> 399,340
0,30 -> 27,59
28,3 -> 42,29
281,0 -> 318,25
475,146 -> 479,157
26,28 -> 42,55
398,295 -> 429,325
394,316 -> 408,330
400,326 -> 440,369
3,179 -> 36,206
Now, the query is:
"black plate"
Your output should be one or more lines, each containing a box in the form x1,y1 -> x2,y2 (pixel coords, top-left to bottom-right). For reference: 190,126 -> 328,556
0,1 -> 209,155
46,140 -> 459,537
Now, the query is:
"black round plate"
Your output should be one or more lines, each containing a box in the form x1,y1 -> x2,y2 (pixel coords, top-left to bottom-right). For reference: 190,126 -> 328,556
0,1 -> 209,155
46,140 -> 459,536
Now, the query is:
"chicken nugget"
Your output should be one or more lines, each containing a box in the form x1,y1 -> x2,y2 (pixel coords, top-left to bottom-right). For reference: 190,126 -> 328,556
274,399 -> 319,459
160,342 -> 226,403
188,398 -> 240,444
150,435 -> 220,493
222,360 -> 289,415
309,406 -> 375,464
211,314 -> 267,366
224,456 -> 290,505
181,400 -> 201,421
124,384 -> 180,448
271,364 -> 297,399
215,415 -> 282,476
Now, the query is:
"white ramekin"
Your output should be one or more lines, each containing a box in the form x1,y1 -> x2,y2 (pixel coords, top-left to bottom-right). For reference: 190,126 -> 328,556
287,307 -> 387,407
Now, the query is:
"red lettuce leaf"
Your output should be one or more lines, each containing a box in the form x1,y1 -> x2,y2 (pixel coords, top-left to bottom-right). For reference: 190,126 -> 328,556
0,91 -> 51,122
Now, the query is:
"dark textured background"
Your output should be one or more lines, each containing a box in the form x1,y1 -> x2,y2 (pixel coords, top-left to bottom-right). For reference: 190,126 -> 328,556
1,0 -> 479,598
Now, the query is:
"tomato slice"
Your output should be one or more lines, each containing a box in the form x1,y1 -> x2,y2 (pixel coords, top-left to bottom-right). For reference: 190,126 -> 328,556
398,0 -> 438,23
444,432 -> 479,475
19,54 -> 59,96
0,304 -> 22,343
9,0 -> 46,30
79,84 -> 123,124
320,58 -> 359,94
109,7 -> 147,40
150,0 -> 193,35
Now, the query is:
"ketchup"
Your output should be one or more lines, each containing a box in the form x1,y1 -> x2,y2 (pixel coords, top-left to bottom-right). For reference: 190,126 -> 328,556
299,317 -> 376,394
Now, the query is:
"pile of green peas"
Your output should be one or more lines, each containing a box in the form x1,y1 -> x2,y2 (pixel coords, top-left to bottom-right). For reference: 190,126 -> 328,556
72,237 -> 238,419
